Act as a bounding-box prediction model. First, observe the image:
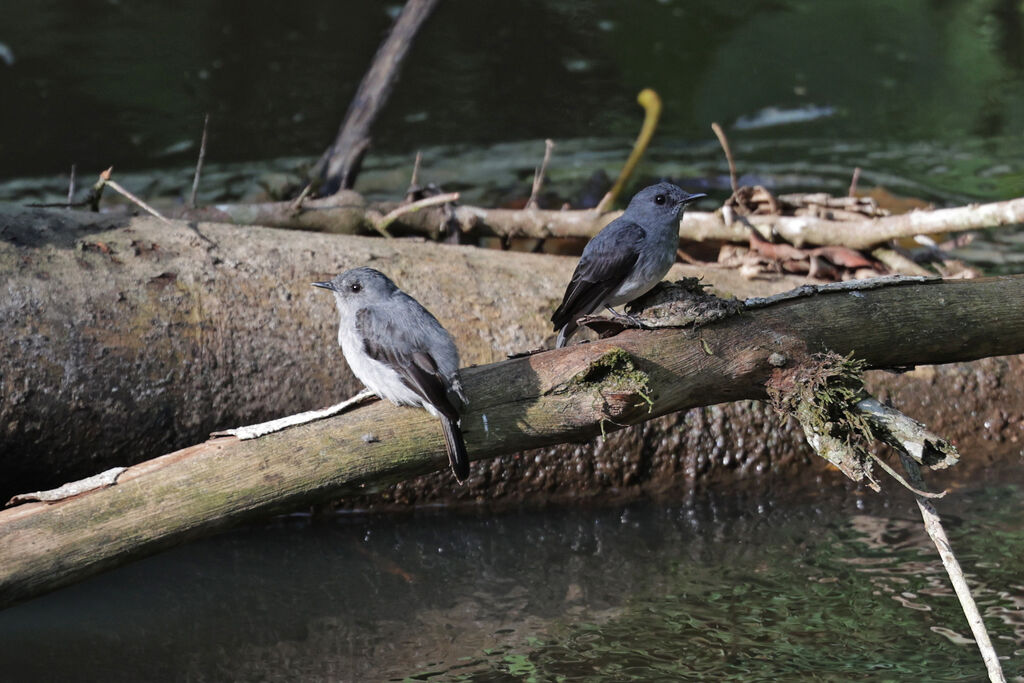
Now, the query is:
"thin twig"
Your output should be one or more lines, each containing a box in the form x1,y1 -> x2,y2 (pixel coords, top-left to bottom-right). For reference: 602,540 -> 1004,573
67,164 -> 76,205
409,151 -> 422,193
675,247 -> 705,265
211,388 -> 377,440
105,179 -> 171,223
848,166 -> 861,198
289,183 -> 313,214
897,452 -> 1006,682
373,192 -> 460,237
7,467 -> 126,507
712,122 -> 738,198
526,139 -> 555,210
188,113 -> 209,210
866,452 -> 945,498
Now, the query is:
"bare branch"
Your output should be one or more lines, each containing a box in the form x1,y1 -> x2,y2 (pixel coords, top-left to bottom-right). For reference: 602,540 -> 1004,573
526,139 -> 555,210
105,179 -> 170,223
199,191 -> 1024,251
67,164 -> 76,205
370,192 -> 460,236
848,166 -> 861,197
188,113 -> 210,210
312,0 -> 440,193
897,452 -> 1006,682
712,122 -> 738,197
2,275 -> 1024,608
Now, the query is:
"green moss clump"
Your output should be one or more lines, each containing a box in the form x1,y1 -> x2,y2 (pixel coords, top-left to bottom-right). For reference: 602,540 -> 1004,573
570,347 -> 651,396
769,352 -> 878,488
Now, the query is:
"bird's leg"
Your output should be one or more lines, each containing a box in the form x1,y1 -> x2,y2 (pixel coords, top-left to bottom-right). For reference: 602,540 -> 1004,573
604,305 -> 643,328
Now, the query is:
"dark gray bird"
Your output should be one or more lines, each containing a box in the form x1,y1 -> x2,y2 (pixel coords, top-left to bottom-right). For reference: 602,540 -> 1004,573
313,267 -> 470,482
551,182 -> 706,347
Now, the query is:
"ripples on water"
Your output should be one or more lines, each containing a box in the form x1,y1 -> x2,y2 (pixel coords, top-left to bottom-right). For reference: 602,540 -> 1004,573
1,478 -> 1022,681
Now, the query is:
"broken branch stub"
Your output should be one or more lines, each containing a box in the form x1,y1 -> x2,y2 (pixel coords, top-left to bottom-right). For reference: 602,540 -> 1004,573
768,349 -> 961,498
857,396 -> 959,470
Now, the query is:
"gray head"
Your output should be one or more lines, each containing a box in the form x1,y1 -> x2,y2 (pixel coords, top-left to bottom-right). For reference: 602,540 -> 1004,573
625,182 -> 706,227
312,267 -> 398,314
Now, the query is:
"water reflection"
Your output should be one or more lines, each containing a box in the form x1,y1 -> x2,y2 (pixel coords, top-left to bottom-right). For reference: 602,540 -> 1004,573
1,479 -> 1022,681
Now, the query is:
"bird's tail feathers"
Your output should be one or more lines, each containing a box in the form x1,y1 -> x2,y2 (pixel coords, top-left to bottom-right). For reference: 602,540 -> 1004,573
555,321 -> 577,348
441,416 -> 470,483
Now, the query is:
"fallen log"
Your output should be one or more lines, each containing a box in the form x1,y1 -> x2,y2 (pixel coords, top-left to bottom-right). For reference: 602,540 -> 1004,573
1,275 -> 1023,609
0,204 -> 808,500
193,193 -> 1024,250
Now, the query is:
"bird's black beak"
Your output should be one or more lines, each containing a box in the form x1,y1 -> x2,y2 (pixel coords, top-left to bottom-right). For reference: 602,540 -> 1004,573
680,192 -> 707,206
312,281 -> 336,291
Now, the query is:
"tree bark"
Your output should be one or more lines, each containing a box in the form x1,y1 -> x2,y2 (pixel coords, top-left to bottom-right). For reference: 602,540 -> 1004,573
2,276 -> 1023,609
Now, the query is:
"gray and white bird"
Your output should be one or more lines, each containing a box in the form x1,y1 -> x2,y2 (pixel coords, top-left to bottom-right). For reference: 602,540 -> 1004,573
551,182 -> 706,347
313,267 -> 470,482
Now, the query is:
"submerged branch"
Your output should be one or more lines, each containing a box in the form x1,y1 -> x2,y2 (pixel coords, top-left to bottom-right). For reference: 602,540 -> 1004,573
773,353 -> 1005,678
311,0 -> 439,194
897,453 -> 1007,682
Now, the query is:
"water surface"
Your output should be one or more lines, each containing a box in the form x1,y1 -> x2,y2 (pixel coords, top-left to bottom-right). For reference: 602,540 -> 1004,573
2,476 -> 1022,681
4,0 -> 1024,191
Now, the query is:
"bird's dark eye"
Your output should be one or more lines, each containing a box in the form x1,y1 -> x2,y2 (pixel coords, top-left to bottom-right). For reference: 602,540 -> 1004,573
654,194 -> 667,205
350,282 -> 362,293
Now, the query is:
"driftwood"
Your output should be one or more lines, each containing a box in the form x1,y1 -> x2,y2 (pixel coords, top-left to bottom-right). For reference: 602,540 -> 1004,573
1,276 -> 1023,608
310,0 -> 439,194
193,192 -> 1024,251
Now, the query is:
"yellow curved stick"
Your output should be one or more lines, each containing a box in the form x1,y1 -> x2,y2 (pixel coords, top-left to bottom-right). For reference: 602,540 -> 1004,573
596,88 -> 662,214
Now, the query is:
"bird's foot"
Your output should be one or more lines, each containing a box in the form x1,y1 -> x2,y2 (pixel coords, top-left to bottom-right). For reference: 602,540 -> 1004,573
604,306 -> 644,328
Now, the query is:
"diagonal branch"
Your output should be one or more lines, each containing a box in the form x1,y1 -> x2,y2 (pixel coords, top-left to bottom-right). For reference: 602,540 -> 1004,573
311,0 -> 440,194
1,276 -> 1024,609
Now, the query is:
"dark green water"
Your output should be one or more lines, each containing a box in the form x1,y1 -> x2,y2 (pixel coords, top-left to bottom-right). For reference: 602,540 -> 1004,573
4,0 -> 1024,198
2,477 -> 1023,681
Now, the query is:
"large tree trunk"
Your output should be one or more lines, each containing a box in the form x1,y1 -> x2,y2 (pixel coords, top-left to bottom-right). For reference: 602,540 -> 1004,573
2,275 -> 1023,609
0,204 -> 808,501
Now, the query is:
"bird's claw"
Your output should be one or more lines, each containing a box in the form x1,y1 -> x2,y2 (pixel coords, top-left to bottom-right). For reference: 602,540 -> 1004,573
605,306 -> 644,328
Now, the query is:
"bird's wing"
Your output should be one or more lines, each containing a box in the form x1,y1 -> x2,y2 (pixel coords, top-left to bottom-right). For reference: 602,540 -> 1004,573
551,220 -> 645,330
356,307 -> 459,421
